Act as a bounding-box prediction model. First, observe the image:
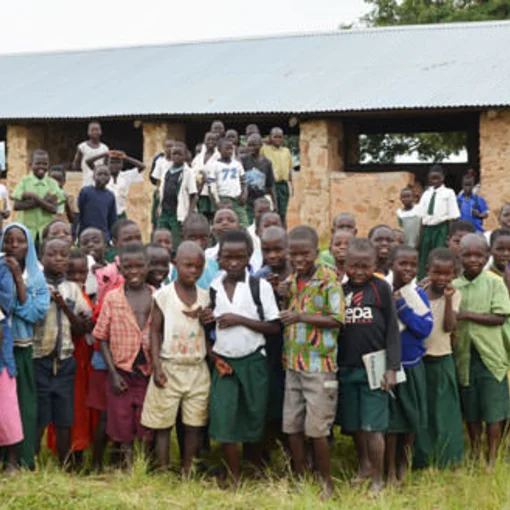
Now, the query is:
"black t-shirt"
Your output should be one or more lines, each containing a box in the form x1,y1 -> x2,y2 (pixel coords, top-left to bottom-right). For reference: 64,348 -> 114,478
241,155 -> 275,207
338,276 -> 400,370
162,167 -> 183,214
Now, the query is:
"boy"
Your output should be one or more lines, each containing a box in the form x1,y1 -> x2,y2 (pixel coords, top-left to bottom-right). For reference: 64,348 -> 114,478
141,242 -> 209,475
86,150 -> 146,221
205,208 -> 240,261
454,234 -> 510,467
369,225 -> 394,278
94,243 -> 154,468
260,127 -> 294,227
320,213 -> 358,268
485,203 -> 510,245
447,220 -> 476,277
417,165 -> 460,280
338,238 -> 400,493
79,227 -> 107,299
489,229 -> 510,282
396,187 -> 420,248
33,238 -> 91,465
280,226 -> 344,498
414,248 -> 464,469
204,230 -> 280,484
330,229 -> 354,283
73,121 -> 109,187
151,138 -> 174,185
145,244 -> 171,288
241,134 -> 277,224
152,227 -> 174,277
248,197 -> 271,250
157,142 -> 198,247
457,174 -> 489,233
77,165 -> 117,243
210,120 -> 226,139
49,165 -> 77,227
12,149 -> 65,246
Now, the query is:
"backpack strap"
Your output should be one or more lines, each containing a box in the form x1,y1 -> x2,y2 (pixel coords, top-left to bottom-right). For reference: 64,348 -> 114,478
249,276 -> 265,321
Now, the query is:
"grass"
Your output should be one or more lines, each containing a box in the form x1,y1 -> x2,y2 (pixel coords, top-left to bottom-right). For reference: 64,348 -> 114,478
3,435 -> 510,509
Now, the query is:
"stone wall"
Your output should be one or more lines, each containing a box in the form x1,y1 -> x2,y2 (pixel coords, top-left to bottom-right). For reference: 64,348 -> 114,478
479,109 -> 510,231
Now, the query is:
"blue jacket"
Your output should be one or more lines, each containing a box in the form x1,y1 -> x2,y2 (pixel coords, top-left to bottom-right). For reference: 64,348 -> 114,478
0,260 -> 16,375
0,223 -> 50,347
395,286 -> 434,368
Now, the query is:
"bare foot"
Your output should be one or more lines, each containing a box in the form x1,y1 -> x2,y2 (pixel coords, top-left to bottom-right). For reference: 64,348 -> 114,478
386,472 -> 398,487
320,480 -> 334,501
369,480 -> 385,497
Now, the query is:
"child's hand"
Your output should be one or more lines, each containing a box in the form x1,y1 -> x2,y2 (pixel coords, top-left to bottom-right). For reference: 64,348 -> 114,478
4,256 -> 23,279
381,370 -> 397,392
279,310 -> 301,326
22,192 -> 37,201
44,194 -> 58,205
278,279 -> 292,298
110,371 -> 128,394
109,150 -> 126,159
393,290 -> 403,301
267,273 -> 280,291
51,289 -> 66,309
153,365 -> 168,388
198,307 -> 215,325
78,312 -> 94,334
215,356 -> 233,377
444,284 -> 455,298
217,313 -> 244,329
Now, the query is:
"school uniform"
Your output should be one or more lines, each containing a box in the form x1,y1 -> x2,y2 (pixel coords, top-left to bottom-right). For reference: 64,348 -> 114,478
417,185 -> 460,280
454,271 -> 510,424
338,277 -> 400,433
457,191 -> 489,233
192,148 -> 220,218
209,270 -> 279,444
142,283 -> 211,430
93,284 -> 153,443
414,290 -> 464,469
397,206 -> 421,248
282,266 -> 344,438
79,141 -> 109,187
107,169 -> 144,220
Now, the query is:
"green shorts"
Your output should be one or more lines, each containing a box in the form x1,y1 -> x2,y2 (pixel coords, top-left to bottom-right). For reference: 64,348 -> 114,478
461,349 -> 510,424
209,350 -> 268,443
388,362 -> 428,434
338,367 -> 389,433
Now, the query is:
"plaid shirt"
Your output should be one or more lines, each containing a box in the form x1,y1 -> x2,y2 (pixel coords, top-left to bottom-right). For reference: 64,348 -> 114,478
93,284 -> 153,376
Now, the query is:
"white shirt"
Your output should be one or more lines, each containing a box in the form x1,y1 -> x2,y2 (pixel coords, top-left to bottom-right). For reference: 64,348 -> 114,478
416,185 -> 460,226
211,270 -> 279,358
79,141 -> 109,187
158,163 -> 198,222
208,159 -> 244,198
151,156 -> 172,181
192,148 -> 220,197
0,183 -> 11,212
85,255 -> 98,297
205,243 -> 262,272
107,168 -> 144,215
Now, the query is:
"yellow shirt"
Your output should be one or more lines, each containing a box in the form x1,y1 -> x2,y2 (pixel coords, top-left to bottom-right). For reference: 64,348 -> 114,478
260,144 -> 293,183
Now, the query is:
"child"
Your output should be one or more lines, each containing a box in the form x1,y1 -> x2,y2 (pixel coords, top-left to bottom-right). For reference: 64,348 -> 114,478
77,165 -> 117,243
369,225 -> 394,278
208,139 -> 248,228
0,181 -> 12,219
94,243 -> 153,468
330,229 -> 354,283
33,238 -> 90,465
205,208 -> 240,261
393,229 -> 405,247
339,238 -> 400,493
386,246 -> 433,484
447,220 -> 476,277
454,234 -> 510,466
248,197 -> 271,253
489,229 -> 510,281
141,242 -> 209,475
260,127 -> 294,227
79,227 -> 107,298
485,203 -> 510,245
417,165 -> 460,280
242,133 -> 277,223
414,248 -> 464,469
0,224 -> 50,469
152,227 -> 174,276
280,226 -> 344,498
145,244 -> 171,288
320,213 -> 357,268
245,124 -> 260,138
157,142 -> 198,248
0,257 -> 22,472
397,187 -> 420,248
42,219 -> 73,246
49,165 -> 77,227
210,120 -> 226,139
205,230 -> 280,484
12,149 -> 65,246
73,121 -> 109,187
150,139 -> 174,231
457,174 -> 489,233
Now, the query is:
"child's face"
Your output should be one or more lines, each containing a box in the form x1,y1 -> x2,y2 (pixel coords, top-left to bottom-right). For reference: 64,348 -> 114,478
164,140 -> 174,158
204,133 -> 217,151
43,240 -> 70,276
182,226 -> 210,252
462,179 -> 474,196
460,241 -> 488,278
392,252 -> 418,288
50,171 -> 65,189
88,123 -> 102,140
67,258 -> 89,286
332,216 -> 356,235
116,225 -> 142,249
400,190 -> 414,209
176,252 -> 205,286
289,239 -> 318,278
120,252 -> 148,289
491,236 -> 510,272
345,251 -> 376,286
3,227 -> 28,262
94,166 -> 111,189
427,259 -> 455,292
258,214 -> 282,237
171,147 -> 185,166
393,230 -> 405,247
225,130 -> 239,146
447,230 -> 470,257
330,231 -> 353,266
428,171 -> 444,189
153,230 -> 173,256
262,237 -> 287,270
31,154 -> 49,180
211,121 -> 225,137
219,242 -> 249,280
147,247 -> 170,287
108,158 -> 123,177
254,203 -> 271,223
270,130 -> 284,147
219,141 -> 234,161
213,210 -> 239,240
247,136 -> 262,157
47,222 -> 72,245
80,229 -> 105,262
499,206 -> 510,229
371,227 -> 394,262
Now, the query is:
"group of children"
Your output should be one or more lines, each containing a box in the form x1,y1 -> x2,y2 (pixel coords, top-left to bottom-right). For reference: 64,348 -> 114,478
2,135 -> 510,498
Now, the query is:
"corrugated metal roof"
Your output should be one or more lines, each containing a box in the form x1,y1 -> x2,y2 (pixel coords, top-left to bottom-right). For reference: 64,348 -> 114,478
1,20 -> 510,120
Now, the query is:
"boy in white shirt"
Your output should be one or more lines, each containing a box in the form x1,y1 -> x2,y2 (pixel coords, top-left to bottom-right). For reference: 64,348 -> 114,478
417,165 -> 460,280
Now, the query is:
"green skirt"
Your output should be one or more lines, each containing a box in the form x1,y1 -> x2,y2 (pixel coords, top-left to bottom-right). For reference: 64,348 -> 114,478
414,355 -> 464,469
388,362 -> 428,434
418,222 -> 449,281
197,196 -> 215,218
209,350 -> 268,443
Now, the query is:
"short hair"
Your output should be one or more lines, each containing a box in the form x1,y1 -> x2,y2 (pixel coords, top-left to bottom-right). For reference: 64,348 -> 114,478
346,238 -> 376,259
270,127 -> 284,136
448,219 -> 476,237
253,197 -> 271,210
41,219 -> 70,242
144,243 -> 170,258
390,245 -> 418,263
218,138 -> 233,151
459,233 -> 489,252
429,164 -> 444,177
246,124 -> 260,135
256,211 -> 281,232
171,141 -> 187,153
151,227 -> 172,242
79,227 -> 106,244
288,225 -> 319,248
368,224 -> 392,240
176,240 -> 205,260
261,226 -> 287,244
490,228 -> 510,248
218,229 -> 253,258
68,247 -> 87,262
462,174 -> 475,184
400,186 -> 413,195
215,199 -> 235,212
49,164 -> 65,175
119,242 -> 146,261
112,219 -> 138,242
41,237 -> 69,255
181,213 -> 210,235
88,121 -> 101,130
31,149 -> 48,164
499,203 -> 510,217
428,247 -> 455,266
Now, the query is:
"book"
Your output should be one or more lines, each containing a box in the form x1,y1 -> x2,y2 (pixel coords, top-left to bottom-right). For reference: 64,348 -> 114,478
362,349 -> 406,390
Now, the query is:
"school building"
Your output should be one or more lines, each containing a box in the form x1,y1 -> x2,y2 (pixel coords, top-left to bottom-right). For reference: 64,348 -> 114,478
1,20 -> 510,241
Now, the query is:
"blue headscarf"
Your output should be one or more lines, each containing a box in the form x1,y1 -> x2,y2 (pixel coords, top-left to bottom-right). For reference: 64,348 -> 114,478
0,260 -> 15,375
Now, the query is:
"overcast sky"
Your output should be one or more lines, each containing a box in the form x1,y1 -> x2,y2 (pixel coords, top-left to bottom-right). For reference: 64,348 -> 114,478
0,0 -> 369,54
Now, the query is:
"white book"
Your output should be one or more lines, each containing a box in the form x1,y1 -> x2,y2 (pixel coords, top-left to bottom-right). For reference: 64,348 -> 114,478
397,283 -> 429,332
362,349 -> 407,391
